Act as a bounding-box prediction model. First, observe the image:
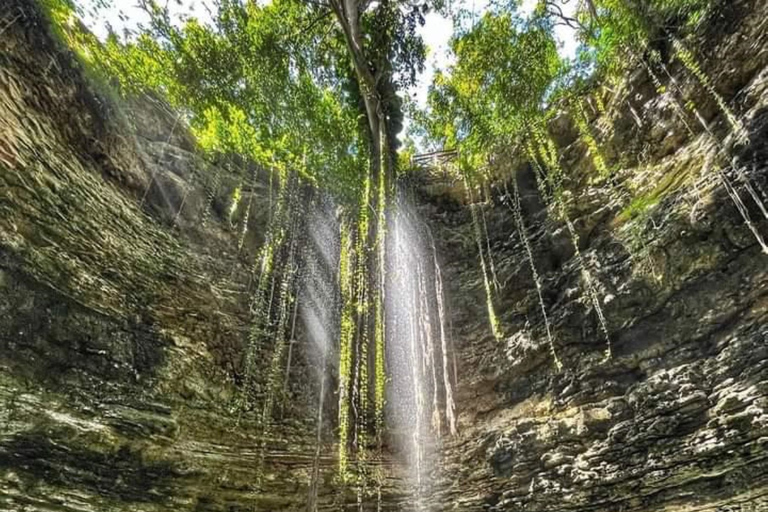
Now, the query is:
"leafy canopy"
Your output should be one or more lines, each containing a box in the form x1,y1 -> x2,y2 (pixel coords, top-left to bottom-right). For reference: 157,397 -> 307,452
45,0 -> 717,193
418,0 -> 718,180
51,0 -> 413,200
423,11 -> 561,177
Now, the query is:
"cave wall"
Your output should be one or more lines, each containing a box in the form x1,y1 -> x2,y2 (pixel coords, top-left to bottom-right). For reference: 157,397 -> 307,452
418,1 -> 768,510
0,2 -> 331,510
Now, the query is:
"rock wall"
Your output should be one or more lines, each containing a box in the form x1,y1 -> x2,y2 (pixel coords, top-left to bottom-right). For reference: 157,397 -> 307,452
419,1 -> 768,510
0,2 -> 334,510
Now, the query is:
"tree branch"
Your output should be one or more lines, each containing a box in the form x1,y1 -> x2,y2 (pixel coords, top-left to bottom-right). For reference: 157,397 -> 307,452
543,0 -> 593,35
299,9 -> 332,36
301,0 -> 332,8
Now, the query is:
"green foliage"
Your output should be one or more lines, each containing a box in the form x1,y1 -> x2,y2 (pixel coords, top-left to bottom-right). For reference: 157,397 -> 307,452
38,0 -> 77,41
506,179 -> 561,370
424,12 -> 561,180
38,0 -> 424,488
419,0 -> 718,171
360,0 -> 429,92
49,0 -> 369,199
468,197 -> 503,341
578,0 -> 716,76
572,100 -> 610,177
528,131 -> 613,359
671,38 -> 745,139
373,169 -> 387,435
337,223 -> 355,480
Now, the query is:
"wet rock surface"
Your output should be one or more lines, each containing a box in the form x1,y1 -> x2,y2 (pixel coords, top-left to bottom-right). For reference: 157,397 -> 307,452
0,2 -> 331,510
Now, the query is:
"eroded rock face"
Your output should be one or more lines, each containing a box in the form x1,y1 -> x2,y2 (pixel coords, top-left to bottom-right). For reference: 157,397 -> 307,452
0,2 -> 327,510
418,1 -> 768,510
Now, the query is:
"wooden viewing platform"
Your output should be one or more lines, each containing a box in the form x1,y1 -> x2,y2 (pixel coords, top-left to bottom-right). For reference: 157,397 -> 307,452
411,148 -> 459,170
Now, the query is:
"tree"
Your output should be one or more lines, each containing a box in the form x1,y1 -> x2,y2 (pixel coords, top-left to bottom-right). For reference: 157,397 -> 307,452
58,0 -> 370,196
302,0 -> 430,192
425,11 -> 562,176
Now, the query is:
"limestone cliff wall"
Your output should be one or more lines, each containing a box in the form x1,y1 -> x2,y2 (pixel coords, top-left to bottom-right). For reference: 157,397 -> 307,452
419,1 -> 768,510
0,2 -> 332,510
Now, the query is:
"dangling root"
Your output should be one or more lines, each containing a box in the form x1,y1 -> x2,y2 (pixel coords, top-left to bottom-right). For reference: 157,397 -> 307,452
504,178 -> 562,370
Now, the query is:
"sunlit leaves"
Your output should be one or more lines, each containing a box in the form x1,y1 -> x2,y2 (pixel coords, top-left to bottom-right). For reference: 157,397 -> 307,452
424,12 -> 561,179
51,0 -> 369,199
578,0 -> 715,76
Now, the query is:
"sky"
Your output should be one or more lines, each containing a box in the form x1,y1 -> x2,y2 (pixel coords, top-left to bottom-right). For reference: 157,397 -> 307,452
78,0 -> 212,40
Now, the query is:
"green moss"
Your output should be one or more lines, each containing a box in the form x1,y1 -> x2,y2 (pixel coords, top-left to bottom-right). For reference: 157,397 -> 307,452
673,38 -> 746,140
619,195 -> 662,223
616,161 -> 696,224
468,198 -> 503,341
337,222 -> 355,481
36,0 -> 72,37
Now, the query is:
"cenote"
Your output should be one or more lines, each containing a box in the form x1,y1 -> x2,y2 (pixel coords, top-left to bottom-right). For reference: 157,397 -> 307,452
1,0 -> 767,510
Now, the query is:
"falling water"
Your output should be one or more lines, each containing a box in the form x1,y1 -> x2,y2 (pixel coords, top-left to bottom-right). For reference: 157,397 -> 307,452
712,160 -> 768,254
657,50 -> 768,225
528,130 -> 613,359
503,179 -> 562,370
201,164 -> 222,227
672,39 -> 747,143
239,182 -> 458,509
644,49 -> 768,254
469,197 -> 503,340
254,219 -> 299,485
237,164 -> 258,252
386,189 -> 458,510
416,260 -> 440,437
480,200 -> 502,293
300,193 -> 340,512
239,172 -> 293,415
642,54 -> 696,137
388,199 -> 427,507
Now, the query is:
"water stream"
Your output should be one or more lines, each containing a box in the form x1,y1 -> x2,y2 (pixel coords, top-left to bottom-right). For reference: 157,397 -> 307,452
384,190 -> 458,510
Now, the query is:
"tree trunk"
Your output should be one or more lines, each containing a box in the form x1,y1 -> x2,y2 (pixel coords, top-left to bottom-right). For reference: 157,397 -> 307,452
328,0 -> 395,191
585,0 -> 598,22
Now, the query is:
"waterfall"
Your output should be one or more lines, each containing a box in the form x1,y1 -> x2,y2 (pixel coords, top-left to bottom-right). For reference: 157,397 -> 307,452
528,130 -> 613,359
503,178 -> 562,370
386,189 -> 458,509
300,193 -> 340,512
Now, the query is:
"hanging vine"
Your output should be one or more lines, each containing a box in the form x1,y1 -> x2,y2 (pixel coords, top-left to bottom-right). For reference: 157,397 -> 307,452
503,178 -> 562,370
529,123 -> 612,359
